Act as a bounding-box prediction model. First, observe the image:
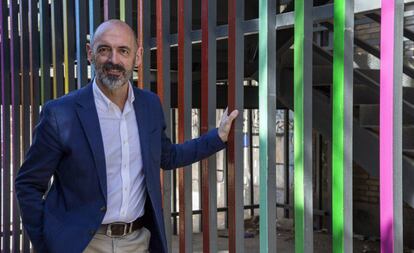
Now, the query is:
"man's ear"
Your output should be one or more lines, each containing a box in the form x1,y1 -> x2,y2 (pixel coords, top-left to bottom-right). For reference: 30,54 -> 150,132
135,46 -> 143,68
86,43 -> 93,63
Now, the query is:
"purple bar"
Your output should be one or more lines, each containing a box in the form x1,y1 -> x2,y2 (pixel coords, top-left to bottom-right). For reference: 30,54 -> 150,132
380,0 -> 395,252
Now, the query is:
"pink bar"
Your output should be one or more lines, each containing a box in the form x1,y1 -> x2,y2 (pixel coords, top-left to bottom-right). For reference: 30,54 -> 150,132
380,0 -> 395,252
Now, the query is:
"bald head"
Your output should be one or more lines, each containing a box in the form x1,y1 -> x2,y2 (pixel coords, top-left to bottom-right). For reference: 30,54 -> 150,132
90,19 -> 138,52
87,19 -> 142,91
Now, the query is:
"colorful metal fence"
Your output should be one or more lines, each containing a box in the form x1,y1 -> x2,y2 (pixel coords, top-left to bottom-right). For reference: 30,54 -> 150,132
0,0 -> 410,252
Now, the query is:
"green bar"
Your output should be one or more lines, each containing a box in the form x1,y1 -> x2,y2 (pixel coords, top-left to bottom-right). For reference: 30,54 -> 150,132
333,0 -> 345,252
120,0 -> 125,21
294,0 -> 304,252
259,0 -> 268,252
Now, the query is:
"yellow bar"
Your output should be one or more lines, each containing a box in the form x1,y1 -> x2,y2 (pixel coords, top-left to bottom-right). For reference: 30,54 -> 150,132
63,0 -> 69,94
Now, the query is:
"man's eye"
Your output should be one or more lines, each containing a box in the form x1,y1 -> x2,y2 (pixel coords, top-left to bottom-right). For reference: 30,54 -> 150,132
98,47 -> 110,54
120,49 -> 129,55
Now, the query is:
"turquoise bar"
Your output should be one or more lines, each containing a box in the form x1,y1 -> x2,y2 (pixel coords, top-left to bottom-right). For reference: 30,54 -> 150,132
259,0 -> 276,252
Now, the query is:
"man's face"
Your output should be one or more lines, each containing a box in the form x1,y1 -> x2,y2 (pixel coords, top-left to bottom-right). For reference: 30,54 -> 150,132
88,25 -> 138,90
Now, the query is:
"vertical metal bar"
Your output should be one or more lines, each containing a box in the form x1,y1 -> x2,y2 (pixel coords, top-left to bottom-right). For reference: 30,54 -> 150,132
89,0 -> 101,79
317,135 -> 323,230
51,0 -> 64,98
63,0 -> 76,92
137,0 -> 151,89
259,0 -> 277,251
104,0 -> 117,20
29,0 -> 40,133
10,0 -> 21,251
228,0 -> 245,251
120,0 -> 132,26
249,110 -> 254,217
137,0 -> 145,89
137,0 -> 143,88
1,1 -> 11,252
156,0 -> 172,251
20,1 -> 32,250
380,0 -> 403,252
40,0 -> 51,103
20,0 -> 31,155
63,0 -> 70,93
120,0 -> 126,21
326,141 -> 332,233
0,12 -> 2,251
201,0 -> 218,251
333,0 -> 354,252
178,0 -> 192,251
172,108 -> 178,235
293,0 -> 313,252
76,0 -> 88,87
89,0 -> 101,34
284,109 -> 290,218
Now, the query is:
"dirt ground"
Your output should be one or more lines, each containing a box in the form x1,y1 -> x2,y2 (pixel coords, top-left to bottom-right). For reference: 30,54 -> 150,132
171,218 -> 413,252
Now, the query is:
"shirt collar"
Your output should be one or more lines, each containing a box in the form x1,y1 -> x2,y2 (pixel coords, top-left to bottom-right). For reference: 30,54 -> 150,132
92,78 -> 135,112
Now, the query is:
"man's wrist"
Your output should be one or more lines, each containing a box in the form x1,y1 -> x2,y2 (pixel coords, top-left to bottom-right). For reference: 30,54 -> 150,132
218,128 -> 227,142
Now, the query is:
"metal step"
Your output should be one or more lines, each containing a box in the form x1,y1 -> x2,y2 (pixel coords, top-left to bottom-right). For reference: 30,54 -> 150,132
278,85 -> 414,208
359,104 -> 414,127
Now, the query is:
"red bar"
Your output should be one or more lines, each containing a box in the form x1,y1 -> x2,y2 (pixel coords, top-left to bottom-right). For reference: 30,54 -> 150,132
178,0 -> 187,252
228,0 -> 236,252
137,0 -> 144,88
156,0 -> 165,209
201,0 -> 210,252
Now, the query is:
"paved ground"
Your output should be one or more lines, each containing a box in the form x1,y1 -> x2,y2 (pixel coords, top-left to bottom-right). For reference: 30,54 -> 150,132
172,231 -> 381,252
171,218 -> 413,252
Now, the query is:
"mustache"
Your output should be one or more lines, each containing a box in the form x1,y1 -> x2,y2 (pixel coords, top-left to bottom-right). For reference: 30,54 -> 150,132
102,62 -> 125,73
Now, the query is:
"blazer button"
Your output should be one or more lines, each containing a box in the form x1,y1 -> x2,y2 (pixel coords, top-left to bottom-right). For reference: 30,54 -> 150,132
89,230 -> 95,236
100,206 -> 106,212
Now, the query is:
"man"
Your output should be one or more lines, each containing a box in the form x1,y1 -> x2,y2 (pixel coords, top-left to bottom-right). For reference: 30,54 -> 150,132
15,20 -> 238,253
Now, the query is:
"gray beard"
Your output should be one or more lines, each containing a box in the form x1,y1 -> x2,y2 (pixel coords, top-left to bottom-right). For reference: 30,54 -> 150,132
98,74 -> 127,90
94,65 -> 133,90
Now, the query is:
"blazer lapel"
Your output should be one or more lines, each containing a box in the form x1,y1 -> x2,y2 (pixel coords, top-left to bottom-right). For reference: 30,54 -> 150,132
75,84 -> 108,201
133,88 -> 152,175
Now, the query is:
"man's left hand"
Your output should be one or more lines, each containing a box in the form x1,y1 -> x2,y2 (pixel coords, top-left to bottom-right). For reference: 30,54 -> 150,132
218,108 -> 239,142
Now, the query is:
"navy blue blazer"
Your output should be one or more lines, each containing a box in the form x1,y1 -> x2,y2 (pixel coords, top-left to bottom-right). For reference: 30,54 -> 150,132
15,83 -> 226,253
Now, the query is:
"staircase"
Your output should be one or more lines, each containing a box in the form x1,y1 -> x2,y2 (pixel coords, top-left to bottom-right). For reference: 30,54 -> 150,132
277,45 -> 414,208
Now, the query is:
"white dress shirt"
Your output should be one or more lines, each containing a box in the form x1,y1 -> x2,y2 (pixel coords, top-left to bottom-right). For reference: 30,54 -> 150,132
93,80 -> 146,224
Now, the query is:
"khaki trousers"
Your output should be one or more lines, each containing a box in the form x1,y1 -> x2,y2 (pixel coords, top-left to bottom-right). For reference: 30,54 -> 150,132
83,227 -> 151,253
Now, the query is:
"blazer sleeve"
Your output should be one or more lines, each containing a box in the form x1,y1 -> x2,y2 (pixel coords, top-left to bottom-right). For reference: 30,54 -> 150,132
15,102 -> 63,253
156,99 -> 227,170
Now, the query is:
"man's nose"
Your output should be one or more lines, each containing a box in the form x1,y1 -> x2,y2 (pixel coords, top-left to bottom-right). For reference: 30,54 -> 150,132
108,51 -> 121,64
